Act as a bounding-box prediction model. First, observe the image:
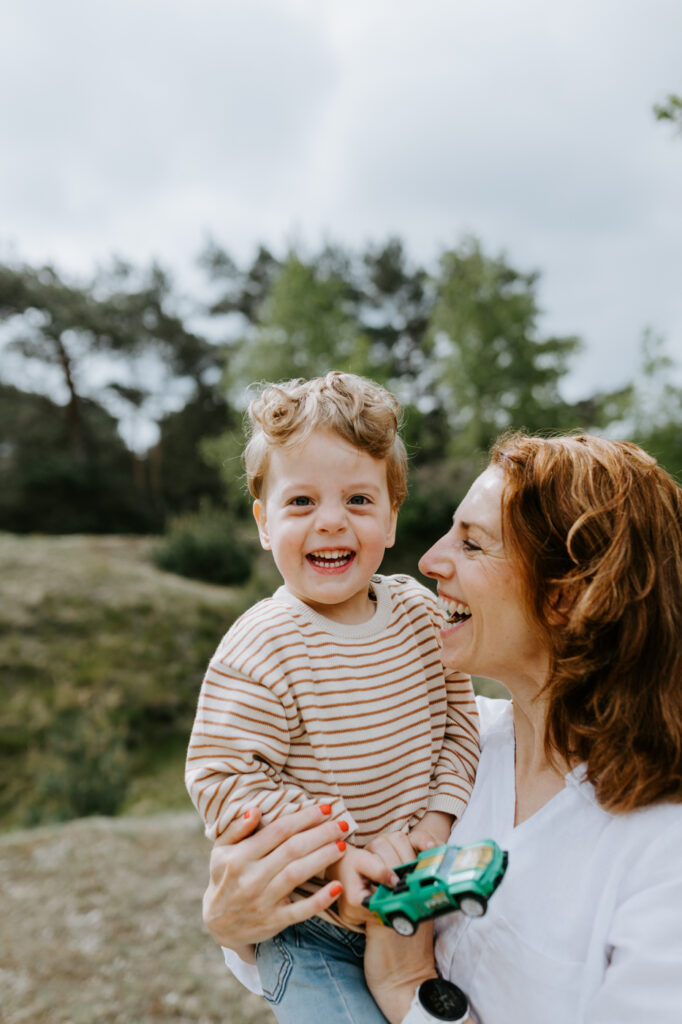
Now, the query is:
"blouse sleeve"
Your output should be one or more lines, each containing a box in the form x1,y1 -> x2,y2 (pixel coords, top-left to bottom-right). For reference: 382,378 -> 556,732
221,947 -> 263,996
585,816 -> 682,1023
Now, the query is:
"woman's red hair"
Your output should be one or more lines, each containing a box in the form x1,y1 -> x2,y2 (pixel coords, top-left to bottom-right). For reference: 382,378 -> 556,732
491,433 -> 682,813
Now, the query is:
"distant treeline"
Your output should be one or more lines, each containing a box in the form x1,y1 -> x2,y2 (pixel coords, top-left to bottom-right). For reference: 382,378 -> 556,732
1,236 -> 680,574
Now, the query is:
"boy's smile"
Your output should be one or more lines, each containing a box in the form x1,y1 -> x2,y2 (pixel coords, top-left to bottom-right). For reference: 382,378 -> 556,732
307,548 -> 355,571
253,429 -> 397,624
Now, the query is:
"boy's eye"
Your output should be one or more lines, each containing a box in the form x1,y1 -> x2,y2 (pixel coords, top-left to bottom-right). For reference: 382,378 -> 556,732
290,496 -> 313,506
348,495 -> 370,505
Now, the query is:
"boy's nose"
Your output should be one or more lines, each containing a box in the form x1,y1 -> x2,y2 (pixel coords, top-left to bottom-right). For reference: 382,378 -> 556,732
315,502 -> 348,533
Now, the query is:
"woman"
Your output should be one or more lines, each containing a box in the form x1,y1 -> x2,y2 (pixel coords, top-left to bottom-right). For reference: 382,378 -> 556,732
202,434 -> 682,1023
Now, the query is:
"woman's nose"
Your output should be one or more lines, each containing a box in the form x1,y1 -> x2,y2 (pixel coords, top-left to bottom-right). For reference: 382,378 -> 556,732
418,534 -> 452,579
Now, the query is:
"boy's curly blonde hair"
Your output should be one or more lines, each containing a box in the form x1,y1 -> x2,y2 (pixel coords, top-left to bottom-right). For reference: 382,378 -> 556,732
244,371 -> 408,507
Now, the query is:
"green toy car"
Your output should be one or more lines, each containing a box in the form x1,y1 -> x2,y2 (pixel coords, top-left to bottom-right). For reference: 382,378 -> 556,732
363,839 -> 508,935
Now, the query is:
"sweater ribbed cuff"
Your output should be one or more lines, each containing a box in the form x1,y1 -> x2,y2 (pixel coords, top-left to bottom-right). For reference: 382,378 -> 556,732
426,793 -> 468,822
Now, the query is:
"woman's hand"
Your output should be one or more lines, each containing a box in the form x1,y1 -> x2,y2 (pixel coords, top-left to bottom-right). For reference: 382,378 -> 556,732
202,803 -> 349,950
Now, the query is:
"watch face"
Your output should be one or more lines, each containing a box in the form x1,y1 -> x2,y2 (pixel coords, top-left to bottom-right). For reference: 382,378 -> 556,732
418,978 -> 469,1021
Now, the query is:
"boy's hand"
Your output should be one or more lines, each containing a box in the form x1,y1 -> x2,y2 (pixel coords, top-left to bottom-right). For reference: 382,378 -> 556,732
409,810 -> 454,853
325,844 -> 398,928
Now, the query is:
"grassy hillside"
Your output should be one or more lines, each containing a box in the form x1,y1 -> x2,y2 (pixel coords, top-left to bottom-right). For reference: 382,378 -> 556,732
1,811 -> 274,1024
0,533 -> 256,830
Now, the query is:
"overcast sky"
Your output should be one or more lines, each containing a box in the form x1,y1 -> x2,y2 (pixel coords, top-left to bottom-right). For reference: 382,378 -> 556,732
1,0 -> 681,403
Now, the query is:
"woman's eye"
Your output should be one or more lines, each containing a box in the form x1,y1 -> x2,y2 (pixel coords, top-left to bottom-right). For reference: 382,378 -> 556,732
348,495 -> 370,506
462,539 -> 481,553
290,496 -> 313,506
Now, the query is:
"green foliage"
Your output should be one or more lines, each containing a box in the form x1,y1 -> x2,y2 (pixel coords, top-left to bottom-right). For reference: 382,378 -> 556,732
0,383 -> 161,533
0,534 -> 244,830
653,92 -> 682,133
23,706 -> 131,824
3,234 -> 671,556
382,454 -> 483,576
225,252 -> 374,398
0,260 -> 212,457
426,238 -> 584,453
200,427 -> 253,519
629,330 -> 682,479
153,505 -> 256,585
155,385 -> 233,516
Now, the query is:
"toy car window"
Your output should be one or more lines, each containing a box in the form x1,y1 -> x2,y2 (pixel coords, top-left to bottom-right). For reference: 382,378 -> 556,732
438,848 -> 458,876
417,851 -> 445,873
451,845 -> 494,873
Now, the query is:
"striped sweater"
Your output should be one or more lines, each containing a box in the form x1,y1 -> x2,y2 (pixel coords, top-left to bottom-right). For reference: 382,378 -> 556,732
186,574 -> 479,849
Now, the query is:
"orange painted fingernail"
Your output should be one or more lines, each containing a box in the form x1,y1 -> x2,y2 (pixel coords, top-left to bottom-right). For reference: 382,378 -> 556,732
244,810 -> 251,819
319,804 -> 332,815
338,820 -> 349,832
336,839 -> 346,852
329,883 -> 343,898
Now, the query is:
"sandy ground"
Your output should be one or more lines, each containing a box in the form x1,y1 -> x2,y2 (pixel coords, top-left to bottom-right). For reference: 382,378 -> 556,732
0,811 -> 275,1024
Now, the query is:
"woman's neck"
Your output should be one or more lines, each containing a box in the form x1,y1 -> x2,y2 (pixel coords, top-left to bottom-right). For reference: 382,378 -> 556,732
511,690 -> 571,827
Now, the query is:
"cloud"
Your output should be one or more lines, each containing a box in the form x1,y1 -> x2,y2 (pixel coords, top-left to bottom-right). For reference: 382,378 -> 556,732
0,0 -> 680,397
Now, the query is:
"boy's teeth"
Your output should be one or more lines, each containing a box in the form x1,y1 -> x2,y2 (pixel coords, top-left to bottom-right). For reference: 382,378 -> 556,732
438,597 -> 472,622
309,550 -> 353,566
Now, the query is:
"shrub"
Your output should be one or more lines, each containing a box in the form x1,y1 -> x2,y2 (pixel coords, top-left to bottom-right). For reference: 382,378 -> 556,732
153,506 -> 255,586
23,706 -> 131,825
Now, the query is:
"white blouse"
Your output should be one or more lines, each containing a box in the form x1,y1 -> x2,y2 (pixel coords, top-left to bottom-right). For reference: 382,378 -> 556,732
436,697 -> 682,1023
223,697 -> 682,1023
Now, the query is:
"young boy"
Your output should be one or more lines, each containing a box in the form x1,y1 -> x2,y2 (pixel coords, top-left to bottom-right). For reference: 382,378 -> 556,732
186,371 -> 479,1024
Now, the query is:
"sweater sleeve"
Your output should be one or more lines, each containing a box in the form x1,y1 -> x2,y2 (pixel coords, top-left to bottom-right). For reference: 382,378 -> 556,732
427,668 -> 480,820
185,617 -> 355,840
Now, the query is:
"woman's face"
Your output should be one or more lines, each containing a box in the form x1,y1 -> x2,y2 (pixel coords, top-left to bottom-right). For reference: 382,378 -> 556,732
418,465 -> 549,689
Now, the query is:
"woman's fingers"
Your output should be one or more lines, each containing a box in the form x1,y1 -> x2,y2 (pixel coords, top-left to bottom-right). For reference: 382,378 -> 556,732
209,803 -> 338,889
272,879 -> 347,931
212,805 -> 263,846
259,807 -> 347,877
225,802 -> 337,862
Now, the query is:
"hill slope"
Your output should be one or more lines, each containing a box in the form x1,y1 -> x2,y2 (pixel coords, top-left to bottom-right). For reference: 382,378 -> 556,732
0,533 -> 251,829
1,811 -> 274,1024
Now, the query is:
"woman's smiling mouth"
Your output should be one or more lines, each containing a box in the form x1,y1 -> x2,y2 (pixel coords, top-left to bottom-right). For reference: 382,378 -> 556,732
438,595 -> 472,624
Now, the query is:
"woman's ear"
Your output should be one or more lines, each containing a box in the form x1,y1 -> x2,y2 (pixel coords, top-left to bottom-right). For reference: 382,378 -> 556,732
252,500 -> 271,550
546,584 -> 575,625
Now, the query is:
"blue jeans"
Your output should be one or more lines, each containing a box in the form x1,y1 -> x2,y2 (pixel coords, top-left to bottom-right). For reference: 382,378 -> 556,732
255,916 -> 389,1024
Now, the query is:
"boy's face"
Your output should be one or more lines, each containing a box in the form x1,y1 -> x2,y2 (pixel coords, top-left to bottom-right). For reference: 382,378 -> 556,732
253,429 -> 398,624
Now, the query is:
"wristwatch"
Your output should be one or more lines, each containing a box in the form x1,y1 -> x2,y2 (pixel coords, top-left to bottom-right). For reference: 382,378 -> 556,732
401,978 -> 470,1022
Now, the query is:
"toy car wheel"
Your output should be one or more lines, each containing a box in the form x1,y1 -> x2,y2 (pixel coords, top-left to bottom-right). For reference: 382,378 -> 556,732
389,912 -> 417,936
459,893 -> 487,917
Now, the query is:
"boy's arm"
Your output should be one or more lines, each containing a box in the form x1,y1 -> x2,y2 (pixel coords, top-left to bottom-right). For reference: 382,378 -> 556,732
185,658 -> 356,840
427,670 -> 480,822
